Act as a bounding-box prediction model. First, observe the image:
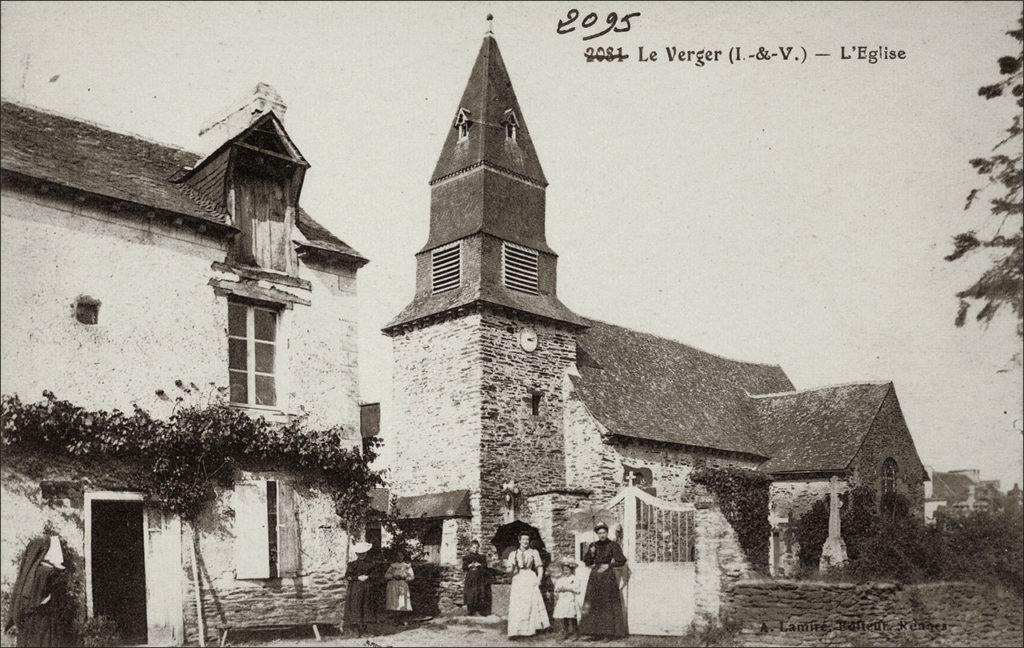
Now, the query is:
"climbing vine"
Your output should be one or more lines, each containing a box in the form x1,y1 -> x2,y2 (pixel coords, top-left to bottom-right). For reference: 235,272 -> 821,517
690,466 -> 771,570
0,386 -> 384,524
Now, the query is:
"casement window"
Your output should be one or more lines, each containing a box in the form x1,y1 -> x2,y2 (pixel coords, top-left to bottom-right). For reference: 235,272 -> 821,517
233,479 -> 300,579
228,301 -> 279,407
881,458 -> 898,495
430,242 -> 462,294
502,242 -> 539,294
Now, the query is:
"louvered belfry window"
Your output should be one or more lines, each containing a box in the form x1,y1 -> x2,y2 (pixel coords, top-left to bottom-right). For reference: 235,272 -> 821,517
502,242 -> 539,294
431,242 -> 461,294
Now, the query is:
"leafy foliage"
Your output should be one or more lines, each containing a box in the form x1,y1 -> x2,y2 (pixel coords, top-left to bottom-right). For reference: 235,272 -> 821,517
793,487 -> 1024,595
949,12 -> 1023,353
0,387 -> 384,524
691,466 -> 771,570
793,485 -> 883,568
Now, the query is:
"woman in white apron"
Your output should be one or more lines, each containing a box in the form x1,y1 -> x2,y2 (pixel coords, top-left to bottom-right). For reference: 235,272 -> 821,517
505,533 -> 550,638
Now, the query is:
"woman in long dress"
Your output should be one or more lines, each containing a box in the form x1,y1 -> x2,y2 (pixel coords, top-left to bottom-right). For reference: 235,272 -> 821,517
343,542 -> 375,637
4,536 -> 73,647
578,523 -> 628,638
505,533 -> 550,638
384,552 -> 414,625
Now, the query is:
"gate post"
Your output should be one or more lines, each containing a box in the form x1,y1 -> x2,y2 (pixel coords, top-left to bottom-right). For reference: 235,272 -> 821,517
622,487 -> 637,560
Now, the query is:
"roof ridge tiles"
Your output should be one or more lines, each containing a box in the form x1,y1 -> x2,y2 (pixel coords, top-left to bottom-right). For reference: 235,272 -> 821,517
747,380 -> 892,399
581,316 -> 786,369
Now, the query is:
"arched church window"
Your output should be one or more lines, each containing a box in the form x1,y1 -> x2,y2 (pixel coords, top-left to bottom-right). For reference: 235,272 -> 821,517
881,457 -> 898,495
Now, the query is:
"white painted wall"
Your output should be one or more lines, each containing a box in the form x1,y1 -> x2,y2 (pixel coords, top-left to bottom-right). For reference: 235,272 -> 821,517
0,188 -> 360,437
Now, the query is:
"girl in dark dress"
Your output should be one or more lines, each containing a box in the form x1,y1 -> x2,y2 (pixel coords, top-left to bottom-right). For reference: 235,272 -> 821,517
343,542 -> 375,637
5,536 -> 73,648
461,540 -> 492,616
578,524 -> 628,639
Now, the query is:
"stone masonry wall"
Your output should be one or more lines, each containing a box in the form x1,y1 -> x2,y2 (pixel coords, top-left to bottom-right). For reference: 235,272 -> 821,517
388,312 -> 483,522
769,479 -> 850,523
850,388 -> 926,517
726,579 -> 1023,647
0,451 -> 351,646
478,311 -> 578,544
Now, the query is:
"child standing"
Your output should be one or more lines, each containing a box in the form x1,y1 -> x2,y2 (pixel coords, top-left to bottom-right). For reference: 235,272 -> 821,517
384,552 -> 414,626
552,558 -> 580,639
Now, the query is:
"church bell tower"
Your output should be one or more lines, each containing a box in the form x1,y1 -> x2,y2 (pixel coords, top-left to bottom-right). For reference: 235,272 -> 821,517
384,27 -> 587,548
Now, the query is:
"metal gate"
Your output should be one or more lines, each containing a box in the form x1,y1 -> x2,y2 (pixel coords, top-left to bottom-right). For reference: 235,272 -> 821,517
575,487 -> 696,636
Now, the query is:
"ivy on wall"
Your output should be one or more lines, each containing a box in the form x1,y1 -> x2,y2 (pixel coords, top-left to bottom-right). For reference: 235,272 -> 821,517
690,466 -> 771,571
0,387 -> 384,524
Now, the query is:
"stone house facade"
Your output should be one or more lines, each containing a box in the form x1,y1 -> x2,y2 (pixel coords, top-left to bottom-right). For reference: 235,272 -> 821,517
0,88 -> 367,644
382,31 -> 929,622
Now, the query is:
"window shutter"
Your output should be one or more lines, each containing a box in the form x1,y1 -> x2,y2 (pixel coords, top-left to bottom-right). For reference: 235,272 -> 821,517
502,242 -> 539,294
233,480 -> 271,579
277,481 -> 301,577
431,243 -> 461,294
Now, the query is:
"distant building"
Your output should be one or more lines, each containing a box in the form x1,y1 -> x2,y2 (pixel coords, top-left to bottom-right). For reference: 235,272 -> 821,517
926,468 -> 1008,521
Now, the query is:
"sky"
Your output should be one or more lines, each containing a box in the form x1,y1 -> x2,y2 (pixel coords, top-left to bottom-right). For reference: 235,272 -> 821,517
2,1 -> 1022,488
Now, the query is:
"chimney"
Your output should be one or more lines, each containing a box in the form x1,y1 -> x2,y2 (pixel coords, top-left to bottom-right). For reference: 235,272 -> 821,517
196,82 -> 287,155
924,465 -> 934,499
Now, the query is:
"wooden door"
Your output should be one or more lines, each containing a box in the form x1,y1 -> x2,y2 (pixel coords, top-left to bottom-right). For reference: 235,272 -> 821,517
144,508 -> 184,646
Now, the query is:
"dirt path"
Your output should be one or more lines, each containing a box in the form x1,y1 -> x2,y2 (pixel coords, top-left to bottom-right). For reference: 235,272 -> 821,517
236,617 -> 701,647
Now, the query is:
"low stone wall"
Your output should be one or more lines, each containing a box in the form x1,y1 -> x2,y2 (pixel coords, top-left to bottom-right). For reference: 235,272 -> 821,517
408,564 -> 464,616
725,579 -> 1024,647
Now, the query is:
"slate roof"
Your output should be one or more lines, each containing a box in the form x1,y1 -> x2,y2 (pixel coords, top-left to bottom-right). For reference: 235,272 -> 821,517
396,489 -> 472,520
571,319 -> 795,457
930,471 -> 974,502
430,35 -> 546,186
384,278 -> 588,332
753,382 -> 893,474
0,100 -> 365,264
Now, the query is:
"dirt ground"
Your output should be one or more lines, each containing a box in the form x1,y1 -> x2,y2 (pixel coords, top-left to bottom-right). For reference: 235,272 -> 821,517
234,616 -> 704,647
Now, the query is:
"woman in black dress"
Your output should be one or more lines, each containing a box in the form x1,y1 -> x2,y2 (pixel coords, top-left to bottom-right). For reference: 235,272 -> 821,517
461,540 -> 492,616
5,536 -> 73,647
578,523 -> 628,639
343,541 -> 375,637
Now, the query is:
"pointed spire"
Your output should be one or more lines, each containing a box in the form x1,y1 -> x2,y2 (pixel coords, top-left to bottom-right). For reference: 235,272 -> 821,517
430,33 -> 547,185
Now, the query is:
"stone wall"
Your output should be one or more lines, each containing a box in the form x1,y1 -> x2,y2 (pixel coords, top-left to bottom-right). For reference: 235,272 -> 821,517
0,451 -> 352,646
0,188 -> 361,435
726,579 -> 1023,647
181,474 -> 350,644
388,311 -> 483,519
850,387 -> 926,517
477,311 -> 578,543
769,479 -> 850,523
407,564 -> 464,616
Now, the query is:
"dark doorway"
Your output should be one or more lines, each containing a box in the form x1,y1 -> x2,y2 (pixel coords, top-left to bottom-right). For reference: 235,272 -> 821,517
91,500 -> 147,644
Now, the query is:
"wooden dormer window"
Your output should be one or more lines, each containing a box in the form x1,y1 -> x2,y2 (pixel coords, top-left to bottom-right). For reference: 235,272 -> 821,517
455,109 -> 471,142
225,115 -> 308,274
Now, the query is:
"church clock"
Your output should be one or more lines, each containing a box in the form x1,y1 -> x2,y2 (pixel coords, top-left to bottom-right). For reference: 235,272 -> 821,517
518,327 -> 539,352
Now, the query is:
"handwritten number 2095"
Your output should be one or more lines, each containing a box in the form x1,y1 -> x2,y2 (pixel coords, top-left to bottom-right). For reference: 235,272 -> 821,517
557,9 -> 640,40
